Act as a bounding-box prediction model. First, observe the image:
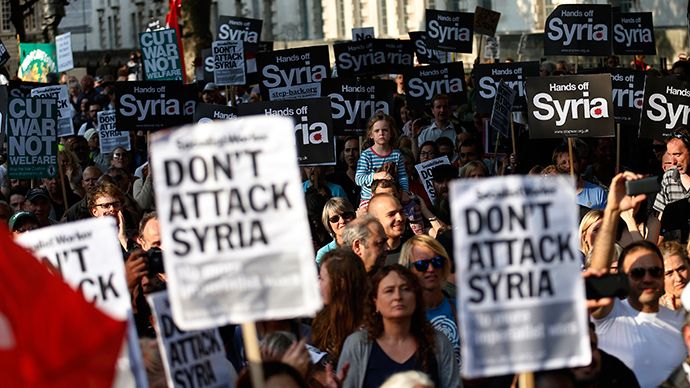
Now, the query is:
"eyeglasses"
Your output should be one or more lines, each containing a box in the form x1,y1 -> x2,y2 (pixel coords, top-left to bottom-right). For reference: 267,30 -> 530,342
412,256 -> 445,272
328,211 -> 355,224
94,201 -> 121,210
628,266 -> 663,280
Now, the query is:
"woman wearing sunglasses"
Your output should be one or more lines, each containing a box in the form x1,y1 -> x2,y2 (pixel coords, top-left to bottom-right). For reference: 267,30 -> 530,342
316,197 -> 356,264
399,235 -> 461,368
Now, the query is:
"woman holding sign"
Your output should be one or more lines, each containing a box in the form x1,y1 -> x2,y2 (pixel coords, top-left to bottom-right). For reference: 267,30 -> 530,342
337,265 -> 458,388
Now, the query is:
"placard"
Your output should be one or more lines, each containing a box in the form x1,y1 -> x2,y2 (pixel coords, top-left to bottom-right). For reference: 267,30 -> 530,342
30,84 -> 74,137
18,43 -> 57,83
490,81 -> 517,138
257,46 -> 330,101
609,68 -> 645,125
474,6 -> 501,36
237,98 -> 336,166
321,78 -> 396,136
409,32 -> 449,64
425,9 -> 474,53
97,110 -> 130,154
352,27 -> 374,41
193,103 -> 238,123
202,48 -> 215,82
414,156 -> 450,204
7,90 -> 57,178
405,62 -> 468,109
0,37 -> 10,66
526,74 -> 614,138
639,76 -> 690,140
148,291 -> 236,388
450,175 -> 590,378
612,11 -> 656,55
217,16 -> 262,84
333,39 -> 413,77
544,4 -> 612,57
473,61 -> 540,114
115,81 -> 196,131
140,29 -> 183,81
150,116 -> 322,329
0,86 -> 6,135
212,40 -> 246,86
55,32 -> 74,72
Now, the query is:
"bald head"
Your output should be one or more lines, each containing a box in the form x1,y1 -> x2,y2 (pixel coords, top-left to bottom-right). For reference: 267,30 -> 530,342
367,193 -> 405,240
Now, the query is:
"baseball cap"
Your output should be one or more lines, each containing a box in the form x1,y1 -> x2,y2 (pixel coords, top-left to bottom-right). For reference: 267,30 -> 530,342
26,187 -> 50,202
84,128 -> 98,141
8,211 -> 38,231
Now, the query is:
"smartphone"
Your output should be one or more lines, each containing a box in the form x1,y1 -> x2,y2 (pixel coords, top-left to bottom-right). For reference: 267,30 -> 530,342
585,273 -> 629,300
625,176 -> 661,196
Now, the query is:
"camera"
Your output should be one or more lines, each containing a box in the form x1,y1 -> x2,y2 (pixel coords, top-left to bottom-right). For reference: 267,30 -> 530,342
145,247 -> 165,275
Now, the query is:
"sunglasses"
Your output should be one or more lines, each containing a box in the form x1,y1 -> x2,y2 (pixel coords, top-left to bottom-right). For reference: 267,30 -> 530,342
671,132 -> 690,147
628,266 -> 663,280
412,256 -> 445,272
328,211 -> 355,224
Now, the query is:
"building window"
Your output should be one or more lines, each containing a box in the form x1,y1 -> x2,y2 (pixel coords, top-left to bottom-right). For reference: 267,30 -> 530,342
336,0 -> 345,37
379,0 -> 388,35
618,0 -> 634,12
1,1 -> 11,32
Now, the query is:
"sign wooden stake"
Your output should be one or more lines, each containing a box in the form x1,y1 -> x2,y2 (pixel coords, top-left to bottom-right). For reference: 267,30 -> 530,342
519,372 -> 535,388
56,151 -> 69,219
510,118 -> 517,156
242,322 -> 265,388
567,137 -> 575,178
615,124 -> 621,173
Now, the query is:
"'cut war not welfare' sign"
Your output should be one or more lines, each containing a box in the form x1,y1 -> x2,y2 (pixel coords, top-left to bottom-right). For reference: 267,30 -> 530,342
150,116 -> 323,330
140,28 -> 183,81
450,175 -> 590,378
526,74 -> 614,138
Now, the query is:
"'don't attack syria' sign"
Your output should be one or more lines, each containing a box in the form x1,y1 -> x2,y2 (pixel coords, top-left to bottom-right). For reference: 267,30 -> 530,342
544,4 -> 611,57
140,29 -> 183,81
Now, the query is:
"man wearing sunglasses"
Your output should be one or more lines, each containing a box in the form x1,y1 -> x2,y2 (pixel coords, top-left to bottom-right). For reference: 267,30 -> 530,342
590,172 -> 687,388
654,129 -> 690,217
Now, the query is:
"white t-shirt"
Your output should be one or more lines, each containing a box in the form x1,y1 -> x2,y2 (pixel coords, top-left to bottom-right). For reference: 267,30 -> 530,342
593,298 -> 687,388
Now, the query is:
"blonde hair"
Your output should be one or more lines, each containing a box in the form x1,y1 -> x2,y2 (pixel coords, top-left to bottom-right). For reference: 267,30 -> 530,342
579,210 -> 603,256
380,371 -> 434,388
366,112 -> 399,147
399,234 -> 451,279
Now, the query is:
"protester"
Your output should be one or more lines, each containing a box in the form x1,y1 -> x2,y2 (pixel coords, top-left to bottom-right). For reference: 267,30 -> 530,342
417,94 -> 456,146
579,210 -> 603,261
618,196 -> 660,247
303,166 -> 347,199
88,182 -> 131,249
25,187 -> 57,228
367,193 -> 408,262
654,128 -> 690,215
316,198 -> 356,264
341,215 -> 389,272
553,142 -> 607,210
399,235 -> 461,367
236,361 -> 309,388
660,286 -> 690,387
312,248 -> 369,361
8,188 -> 27,213
337,265 -> 459,388
590,172 -> 687,387
418,141 -> 439,163
458,160 -> 488,179
355,113 -> 409,207
659,241 -> 690,310
8,211 -> 39,238
327,137 -> 361,206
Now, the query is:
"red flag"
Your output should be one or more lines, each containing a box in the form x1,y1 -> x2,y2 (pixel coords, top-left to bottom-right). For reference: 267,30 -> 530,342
0,230 -> 127,387
166,0 -> 187,83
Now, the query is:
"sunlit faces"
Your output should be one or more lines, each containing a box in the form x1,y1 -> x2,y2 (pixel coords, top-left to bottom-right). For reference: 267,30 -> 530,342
368,196 -> 404,240
623,248 -> 664,306
90,195 -> 122,218
664,254 -> 689,298
409,244 -> 445,291
667,138 -> 689,174
375,271 -> 416,319
343,138 -> 360,167
370,120 -> 392,147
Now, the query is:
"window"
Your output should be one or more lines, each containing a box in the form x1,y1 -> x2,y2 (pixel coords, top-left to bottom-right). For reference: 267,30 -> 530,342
1,1 -> 11,32
618,0 -> 634,12
379,0 -> 388,35
336,0 -> 345,38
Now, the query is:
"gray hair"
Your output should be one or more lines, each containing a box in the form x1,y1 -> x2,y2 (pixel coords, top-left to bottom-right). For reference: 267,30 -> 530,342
380,371 -> 434,388
342,214 -> 382,247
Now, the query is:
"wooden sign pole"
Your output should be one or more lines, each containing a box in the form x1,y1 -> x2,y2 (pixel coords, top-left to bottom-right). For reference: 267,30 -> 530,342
567,138 -> 575,178
242,322 -> 265,388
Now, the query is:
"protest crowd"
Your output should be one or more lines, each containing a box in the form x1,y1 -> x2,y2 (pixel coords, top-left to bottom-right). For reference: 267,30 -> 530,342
3,4 -> 690,388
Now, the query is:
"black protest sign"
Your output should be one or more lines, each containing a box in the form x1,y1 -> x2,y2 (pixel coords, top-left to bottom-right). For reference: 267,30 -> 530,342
490,81 -> 517,138
544,4 -> 611,57
213,40 -> 246,86
0,37 -> 10,66
217,16 -> 262,84
202,48 -> 214,82
612,11 -> 656,56
0,86 -> 7,136
473,61 -> 540,114
474,7 -> 501,36
193,103 -> 238,123
258,41 -> 273,53
607,68 -> 645,125
425,9 -> 474,53
258,46 -> 330,101
639,76 -> 690,140
405,62 -> 468,110
237,98 -> 336,166
140,29 -> 183,81
7,85 -> 58,179
409,32 -> 448,64
333,39 -> 413,77
321,78 -> 396,136
115,81 -> 196,131
526,74 -> 614,139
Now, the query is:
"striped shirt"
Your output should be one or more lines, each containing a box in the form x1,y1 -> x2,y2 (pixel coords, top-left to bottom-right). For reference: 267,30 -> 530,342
355,147 -> 409,201
654,169 -> 690,213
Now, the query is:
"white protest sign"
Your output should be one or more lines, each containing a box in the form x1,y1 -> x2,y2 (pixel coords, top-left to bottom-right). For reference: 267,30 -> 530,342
212,40 -> 245,86
56,32 -> 74,72
150,116 -> 322,330
450,175 -> 590,378
352,27 -> 374,41
414,156 -> 450,204
31,84 -> 74,137
97,110 -> 131,154
148,291 -> 237,388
